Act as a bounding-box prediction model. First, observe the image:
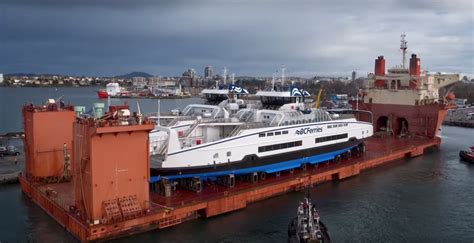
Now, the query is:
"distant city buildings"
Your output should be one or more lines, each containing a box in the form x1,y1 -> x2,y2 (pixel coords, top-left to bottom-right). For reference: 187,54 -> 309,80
352,71 -> 356,81
0,73 -> 3,84
204,66 -> 213,79
181,68 -> 197,87
132,77 -> 147,88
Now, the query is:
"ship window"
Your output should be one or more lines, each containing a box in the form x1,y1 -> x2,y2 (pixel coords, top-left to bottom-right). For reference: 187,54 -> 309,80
275,131 -> 282,136
327,125 -> 332,128
315,133 -> 348,143
227,151 -> 231,157
213,153 -> 219,159
258,140 -> 302,153
259,133 -> 265,137
267,132 -> 274,136
282,130 -> 289,134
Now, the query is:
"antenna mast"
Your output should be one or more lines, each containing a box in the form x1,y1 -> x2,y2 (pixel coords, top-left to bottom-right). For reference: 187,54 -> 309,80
223,66 -> 228,85
400,33 -> 408,69
281,65 -> 286,83
272,72 -> 276,91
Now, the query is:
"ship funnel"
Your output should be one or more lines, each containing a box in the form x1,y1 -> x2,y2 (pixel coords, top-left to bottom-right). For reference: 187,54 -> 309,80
374,56 -> 385,87
409,54 -> 421,88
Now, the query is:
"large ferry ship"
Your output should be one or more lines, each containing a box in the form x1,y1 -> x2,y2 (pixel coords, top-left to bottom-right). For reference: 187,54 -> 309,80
149,100 -> 373,181
354,34 -> 459,138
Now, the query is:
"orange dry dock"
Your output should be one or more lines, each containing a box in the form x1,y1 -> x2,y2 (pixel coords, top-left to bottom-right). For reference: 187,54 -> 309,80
73,119 -> 154,224
22,103 -> 75,180
19,104 -> 441,242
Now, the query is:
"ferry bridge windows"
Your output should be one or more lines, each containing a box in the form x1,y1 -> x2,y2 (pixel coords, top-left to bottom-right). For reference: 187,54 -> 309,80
258,140 -> 302,153
259,130 -> 288,137
315,133 -> 348,143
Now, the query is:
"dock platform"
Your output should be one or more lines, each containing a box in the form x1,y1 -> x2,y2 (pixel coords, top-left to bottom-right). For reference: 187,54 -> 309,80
20,135 -> 440,241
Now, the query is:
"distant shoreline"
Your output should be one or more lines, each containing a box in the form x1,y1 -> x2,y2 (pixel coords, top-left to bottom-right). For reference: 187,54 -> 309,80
0,84 -> 99,88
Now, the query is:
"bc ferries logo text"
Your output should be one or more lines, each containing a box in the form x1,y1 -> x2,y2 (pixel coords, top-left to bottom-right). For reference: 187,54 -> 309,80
295,127 -> 323,135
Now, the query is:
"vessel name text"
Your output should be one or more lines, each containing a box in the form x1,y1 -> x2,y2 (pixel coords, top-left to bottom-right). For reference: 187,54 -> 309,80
295,127 -> 323,135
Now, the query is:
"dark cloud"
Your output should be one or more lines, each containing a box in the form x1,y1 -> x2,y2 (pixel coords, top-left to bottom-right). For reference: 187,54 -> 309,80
0,0 -> 472,77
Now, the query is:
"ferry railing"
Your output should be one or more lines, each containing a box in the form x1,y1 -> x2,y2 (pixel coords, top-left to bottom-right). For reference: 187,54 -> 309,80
229,125 -> 243,137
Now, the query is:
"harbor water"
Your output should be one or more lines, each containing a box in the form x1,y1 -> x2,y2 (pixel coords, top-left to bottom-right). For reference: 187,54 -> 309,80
0,87 -> 473,242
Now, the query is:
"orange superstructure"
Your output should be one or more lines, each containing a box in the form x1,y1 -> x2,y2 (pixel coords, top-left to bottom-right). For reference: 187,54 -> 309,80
22,103 -> 75,180
352,35 -> 459,138
73,109 -> 154,224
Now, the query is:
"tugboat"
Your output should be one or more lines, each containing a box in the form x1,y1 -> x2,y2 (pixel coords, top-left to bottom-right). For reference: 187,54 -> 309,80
459,146 -> 474,163
288,197 -> 330,243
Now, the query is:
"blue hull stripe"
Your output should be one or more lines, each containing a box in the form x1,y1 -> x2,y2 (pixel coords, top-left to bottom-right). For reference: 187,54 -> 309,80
149,145 -> 355,183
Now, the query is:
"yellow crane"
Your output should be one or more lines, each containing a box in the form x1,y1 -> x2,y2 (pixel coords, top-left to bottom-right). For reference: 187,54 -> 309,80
313,89 -> 323,108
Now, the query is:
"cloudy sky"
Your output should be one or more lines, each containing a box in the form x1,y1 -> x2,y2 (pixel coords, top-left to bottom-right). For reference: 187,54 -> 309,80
1,0 -> 472,77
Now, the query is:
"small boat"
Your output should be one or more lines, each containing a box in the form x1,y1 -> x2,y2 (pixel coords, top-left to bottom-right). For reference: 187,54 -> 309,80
459,146 -> 474,163
97,90 -> 108,98
288,197 -> 330,243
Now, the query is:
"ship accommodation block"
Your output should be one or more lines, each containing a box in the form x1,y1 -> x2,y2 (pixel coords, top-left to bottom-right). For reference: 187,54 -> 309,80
22,105 -> 75,179
356,54 -> 459,138
73,121 -> 154,223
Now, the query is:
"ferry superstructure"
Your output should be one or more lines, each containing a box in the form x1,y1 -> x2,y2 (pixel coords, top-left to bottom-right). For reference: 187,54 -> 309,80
149,104 -> 373,181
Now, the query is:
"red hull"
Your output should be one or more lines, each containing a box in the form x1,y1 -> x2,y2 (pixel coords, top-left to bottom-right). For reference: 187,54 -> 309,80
97,90 -> 108,98
353,102 -> 451,138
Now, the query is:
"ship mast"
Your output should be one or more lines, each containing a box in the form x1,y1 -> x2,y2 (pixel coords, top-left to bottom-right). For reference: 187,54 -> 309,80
400,33 -> 408,69
281,65 -> 286,83
223,66 -> 228,85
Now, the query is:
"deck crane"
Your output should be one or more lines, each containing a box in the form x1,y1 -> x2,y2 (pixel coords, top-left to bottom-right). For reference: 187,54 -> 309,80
313,89 -> 323,108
